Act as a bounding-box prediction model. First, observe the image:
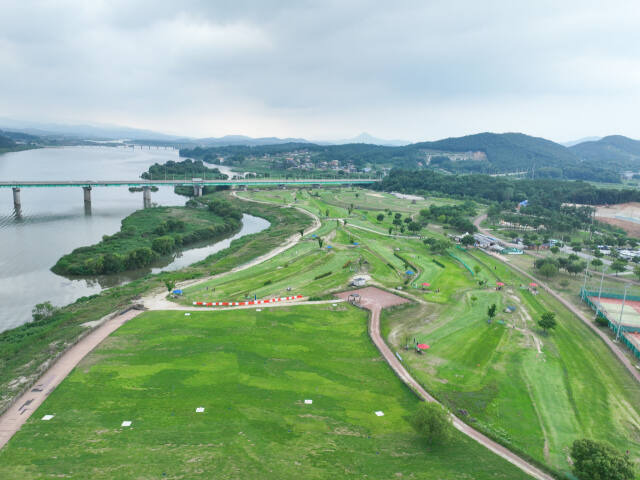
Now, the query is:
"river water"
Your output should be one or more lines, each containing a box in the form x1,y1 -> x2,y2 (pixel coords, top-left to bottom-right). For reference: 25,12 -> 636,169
0,146 -> 266,332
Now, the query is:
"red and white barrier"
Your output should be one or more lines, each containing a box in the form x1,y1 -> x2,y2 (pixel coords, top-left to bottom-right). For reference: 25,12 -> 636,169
192,295 -> 303,307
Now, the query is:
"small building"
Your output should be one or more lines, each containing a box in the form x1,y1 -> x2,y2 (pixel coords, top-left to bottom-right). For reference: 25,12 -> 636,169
352,277 -> 367,287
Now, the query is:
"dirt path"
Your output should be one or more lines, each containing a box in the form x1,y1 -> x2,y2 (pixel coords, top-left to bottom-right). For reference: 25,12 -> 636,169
485,250 -> 640,384
142,194 -> 322,309
0,199 -> 323,451
0,309 -> 142,449
360,300 -> 553,479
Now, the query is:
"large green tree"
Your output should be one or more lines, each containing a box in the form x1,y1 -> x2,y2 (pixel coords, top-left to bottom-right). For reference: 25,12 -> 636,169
538,312 -> 557,333
570,439 -> 634,480
412,402 -> 452,445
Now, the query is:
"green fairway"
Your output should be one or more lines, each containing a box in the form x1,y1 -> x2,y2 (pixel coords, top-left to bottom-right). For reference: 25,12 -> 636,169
382,250 -> 640,475
0,307 -> 529,479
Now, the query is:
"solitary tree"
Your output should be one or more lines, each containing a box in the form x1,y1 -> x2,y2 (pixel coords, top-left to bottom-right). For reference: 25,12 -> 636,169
473,265 -> 481,275
570,439 -> 634,480
299,229 -> 304,237
317,238 -> 324,248
376,213 -> 384,222
32,301 -> 58,322
164,279 -> 176,292
612,259 -> 627,276
461,235 -> 475,247
412,402 -> 452,445
591,258 -> 603,268
487,303 -> 497,322
550,245 -> 560,254
538,312 -> 557,333
634,264 -> 640,282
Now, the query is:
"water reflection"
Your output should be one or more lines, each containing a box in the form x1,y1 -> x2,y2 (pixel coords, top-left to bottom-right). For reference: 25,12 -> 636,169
56,214 -> 270,289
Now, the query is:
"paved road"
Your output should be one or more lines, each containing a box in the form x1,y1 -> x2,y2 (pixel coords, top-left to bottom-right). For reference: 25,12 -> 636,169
474,214 -> 637,280
366,303 -> 554,480
0,178 -> 379,188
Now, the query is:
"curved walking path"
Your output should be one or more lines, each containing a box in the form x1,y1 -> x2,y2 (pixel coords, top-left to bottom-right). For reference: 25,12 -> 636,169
369,306 -> 553,479
0,309 -> 142,449
0,194 -> 574,478
0,198 -> 322,450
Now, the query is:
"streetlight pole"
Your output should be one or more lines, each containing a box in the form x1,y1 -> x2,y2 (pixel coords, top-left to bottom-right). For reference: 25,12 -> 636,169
582,259 -> 590,291
594,265 -> 605,319
616,284 -> 630,342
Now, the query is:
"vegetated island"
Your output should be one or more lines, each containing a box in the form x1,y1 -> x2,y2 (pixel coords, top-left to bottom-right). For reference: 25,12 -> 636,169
52,198 -> 242,276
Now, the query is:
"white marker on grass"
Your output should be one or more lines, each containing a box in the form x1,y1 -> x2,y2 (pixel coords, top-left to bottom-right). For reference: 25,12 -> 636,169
304,399 -> 313,404
121,421 -> 132,427
374,411 -> 384,417
256,309 -> 262,312
184,312 -> 191,316
41,415 -> 54,421
196,407 -> 205,413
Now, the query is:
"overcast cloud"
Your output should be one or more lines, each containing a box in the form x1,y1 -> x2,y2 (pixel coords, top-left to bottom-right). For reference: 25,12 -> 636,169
1,0 -> 639,142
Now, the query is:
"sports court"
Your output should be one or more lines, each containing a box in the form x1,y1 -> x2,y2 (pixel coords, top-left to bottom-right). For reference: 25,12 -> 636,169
587,296 -> 640,330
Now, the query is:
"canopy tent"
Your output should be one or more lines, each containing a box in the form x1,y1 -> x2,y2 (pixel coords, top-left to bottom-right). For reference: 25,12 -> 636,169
417,344 -> 430,350
421,282 -> 430,287
406,270 -> 415,275
172,289 -> 183,295
496,282 -> 505,287
529,282 -> 538,287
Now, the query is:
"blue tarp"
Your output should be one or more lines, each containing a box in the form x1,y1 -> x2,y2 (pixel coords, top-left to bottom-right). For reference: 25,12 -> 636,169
173,289 -> 183,295
406,270 -> 414,275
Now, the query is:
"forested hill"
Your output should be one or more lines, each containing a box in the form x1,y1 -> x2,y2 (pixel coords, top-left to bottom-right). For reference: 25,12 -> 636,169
412,132 -> 582,175
570,135 -> 640,171
0,130 -> 42,154
181,132 -> 622,182
0,133 -> 15,148
375,168 -> 640,207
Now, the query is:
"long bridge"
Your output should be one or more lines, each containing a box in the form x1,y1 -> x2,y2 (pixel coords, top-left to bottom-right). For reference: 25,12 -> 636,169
1,178 -> 380,211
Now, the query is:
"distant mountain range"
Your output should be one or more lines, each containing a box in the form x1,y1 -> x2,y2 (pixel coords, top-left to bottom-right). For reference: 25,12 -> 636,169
4,118 -> 640,183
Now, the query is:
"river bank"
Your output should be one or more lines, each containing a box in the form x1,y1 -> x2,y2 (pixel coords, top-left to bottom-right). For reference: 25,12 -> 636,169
0,194 -> 312,415
52,199 -> 242,276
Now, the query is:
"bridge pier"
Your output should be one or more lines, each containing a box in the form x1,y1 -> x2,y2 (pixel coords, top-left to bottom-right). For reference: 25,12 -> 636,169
193,184 -> 203,197
12,187 -> 21,209
83,186 -> 92,205
143,186 -> 152,208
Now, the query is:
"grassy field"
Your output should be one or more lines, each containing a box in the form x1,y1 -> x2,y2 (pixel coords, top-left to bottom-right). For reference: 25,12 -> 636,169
382,249 -> 640,475
0,307 -> 529,479
179,217 -> 481,306
0,195 -> 312,415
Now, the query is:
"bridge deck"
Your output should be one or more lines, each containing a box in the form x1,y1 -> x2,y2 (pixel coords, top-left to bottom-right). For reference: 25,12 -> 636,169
0,179 -> 379,188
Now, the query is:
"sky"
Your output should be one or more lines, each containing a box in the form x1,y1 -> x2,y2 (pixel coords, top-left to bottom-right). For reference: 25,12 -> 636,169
1,0 -> 640,143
